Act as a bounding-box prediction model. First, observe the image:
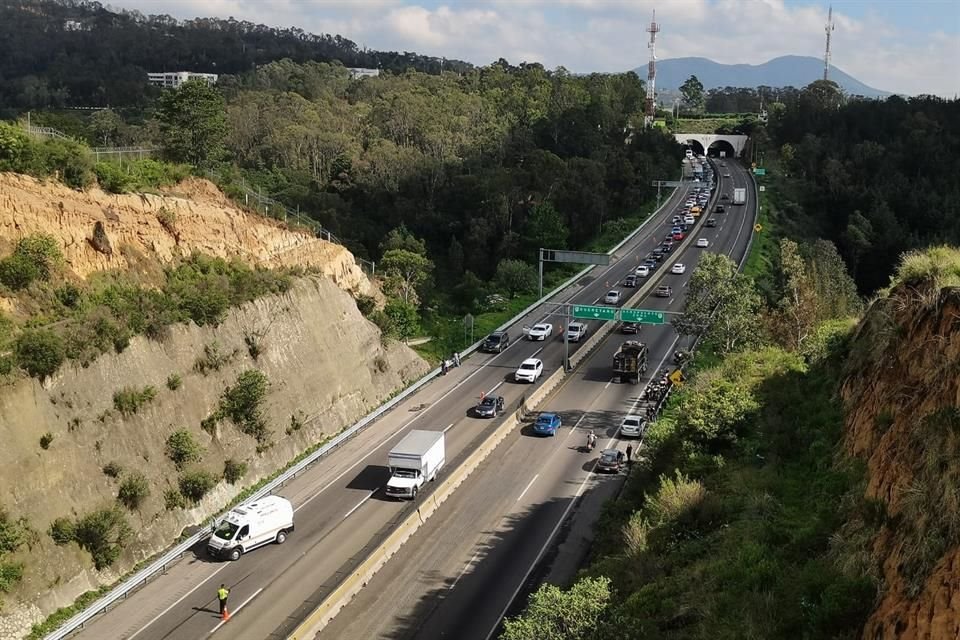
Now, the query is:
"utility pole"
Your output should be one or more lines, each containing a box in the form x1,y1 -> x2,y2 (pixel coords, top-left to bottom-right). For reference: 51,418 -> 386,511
644,10 -> 660,127
823,5 -> 835,82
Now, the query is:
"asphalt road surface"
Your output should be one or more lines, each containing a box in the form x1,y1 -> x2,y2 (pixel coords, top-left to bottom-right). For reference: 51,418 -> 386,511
72,167 -> 707,640
318,159 -> 756,640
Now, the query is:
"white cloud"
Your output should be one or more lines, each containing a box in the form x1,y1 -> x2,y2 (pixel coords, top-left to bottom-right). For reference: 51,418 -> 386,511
111,0 -> 957,96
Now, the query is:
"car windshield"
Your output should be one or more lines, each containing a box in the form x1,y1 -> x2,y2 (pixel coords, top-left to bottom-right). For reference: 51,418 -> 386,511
537,415 -> 554,425
520,363 -> 536,370
533,324 -> 548,331
624,418 -> 641,427
214,521 -> 240,540
480,397 -> 496,407
600,451 -> 617,463
393,469 -> 419,478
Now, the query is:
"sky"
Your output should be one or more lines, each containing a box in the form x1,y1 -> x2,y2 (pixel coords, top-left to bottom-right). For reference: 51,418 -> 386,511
112,0 -> 958,97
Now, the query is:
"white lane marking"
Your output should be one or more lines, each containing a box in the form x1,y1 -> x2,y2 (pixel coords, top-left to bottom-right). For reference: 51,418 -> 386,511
343,489 -> 378,520
443,423 -> 455,434
604,380 -> 613,390
128,564 -> 231,640
138,190 -> 688,639
208,587 -> 263,635
516,474 -> 539,502
296,344 -> 530,513
450,549 -> 483,590
483,447 -> 605,640
487,381 -> 504,395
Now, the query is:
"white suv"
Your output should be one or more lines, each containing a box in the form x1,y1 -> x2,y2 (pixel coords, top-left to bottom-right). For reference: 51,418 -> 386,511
514,358 -> 544,383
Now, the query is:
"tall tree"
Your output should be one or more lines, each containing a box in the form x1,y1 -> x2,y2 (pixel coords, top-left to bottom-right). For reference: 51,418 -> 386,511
156,79 -> 228,169
674,253 -> 761,353
380,249 -> 433,306
679,75 -> 705,113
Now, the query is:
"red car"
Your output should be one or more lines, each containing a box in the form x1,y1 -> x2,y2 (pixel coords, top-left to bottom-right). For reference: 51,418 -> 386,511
672,232 -> 685,241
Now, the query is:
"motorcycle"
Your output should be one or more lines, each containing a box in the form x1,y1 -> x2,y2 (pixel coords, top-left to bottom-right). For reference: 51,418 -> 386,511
673,350 -> 690,365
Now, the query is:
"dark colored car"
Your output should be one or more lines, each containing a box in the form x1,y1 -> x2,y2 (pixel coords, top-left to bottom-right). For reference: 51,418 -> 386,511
596,449 -> 624,473
622,322 -> 639,334
475,395 -> 503,418
624,274 -> 637,288
715,204 -> 726,213
656,285 -> 673,298
643,258 -> 657,270
721,193 -> 730,201
705,218 -> 718,228
481,330 -> 510,353
650,249 -> 665,261
534,412 -> 562,436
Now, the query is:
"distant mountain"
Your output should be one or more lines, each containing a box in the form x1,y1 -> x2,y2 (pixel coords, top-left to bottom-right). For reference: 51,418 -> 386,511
638,55 -> 891,98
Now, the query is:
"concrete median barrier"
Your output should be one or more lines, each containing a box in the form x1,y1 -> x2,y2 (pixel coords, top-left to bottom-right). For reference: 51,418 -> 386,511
287,366 -> 568,638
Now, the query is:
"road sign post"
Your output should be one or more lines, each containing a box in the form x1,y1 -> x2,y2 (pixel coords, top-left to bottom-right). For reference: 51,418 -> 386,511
619,309 -> 665,325
572,305 -> 616,321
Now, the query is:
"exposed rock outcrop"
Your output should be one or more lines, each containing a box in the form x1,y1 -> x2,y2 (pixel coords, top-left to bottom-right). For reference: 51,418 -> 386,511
842,286 -> 960,640
0,277 -> 428,638
0,173 -> 375,297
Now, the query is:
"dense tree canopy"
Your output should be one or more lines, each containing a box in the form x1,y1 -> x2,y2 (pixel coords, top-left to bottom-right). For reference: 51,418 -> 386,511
0,0 -> 472,110
763,85 -> 960,292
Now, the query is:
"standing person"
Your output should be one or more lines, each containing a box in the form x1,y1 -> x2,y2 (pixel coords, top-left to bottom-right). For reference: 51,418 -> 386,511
454,352 -> 461,367
217,584 -> 230,617
626,444 -> 633,465
441,359 -> 448,376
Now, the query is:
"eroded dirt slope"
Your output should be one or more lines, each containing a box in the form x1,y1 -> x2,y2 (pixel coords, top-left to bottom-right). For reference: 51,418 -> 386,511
0,172 -> 375,297
842,286 -> 960,640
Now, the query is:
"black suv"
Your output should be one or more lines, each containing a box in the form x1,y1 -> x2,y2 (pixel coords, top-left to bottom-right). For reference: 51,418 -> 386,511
481,330 -> 510,353
705,218 -> 718,228
715,204 -> 726,213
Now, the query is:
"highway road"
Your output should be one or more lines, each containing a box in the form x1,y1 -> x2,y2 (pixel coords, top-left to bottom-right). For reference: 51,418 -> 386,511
318,159 -> 757,640
71,166 -> 702,640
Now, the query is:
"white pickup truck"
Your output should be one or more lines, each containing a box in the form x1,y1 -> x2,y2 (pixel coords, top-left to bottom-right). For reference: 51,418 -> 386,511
566,322 -> 588,342
527,323 -> 554,341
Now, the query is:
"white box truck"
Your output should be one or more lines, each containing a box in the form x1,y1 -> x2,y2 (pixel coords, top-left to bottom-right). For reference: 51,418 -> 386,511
385,430 -> 445,499
733,187 -> 746,205
207,495 -> 294,561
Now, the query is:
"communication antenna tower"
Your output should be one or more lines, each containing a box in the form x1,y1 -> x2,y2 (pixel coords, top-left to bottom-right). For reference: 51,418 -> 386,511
823,5 -> 835,81
645,10 -> 660,126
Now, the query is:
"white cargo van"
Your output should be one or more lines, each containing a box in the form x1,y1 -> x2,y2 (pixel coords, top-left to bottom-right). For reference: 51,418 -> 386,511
207,495 -> 294,561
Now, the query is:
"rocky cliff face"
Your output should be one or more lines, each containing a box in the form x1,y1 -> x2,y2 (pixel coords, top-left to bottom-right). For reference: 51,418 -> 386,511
0,277 -> 428,638
0,173 -> 375,298
842,286 -> 960,640
0,173 -> 426,638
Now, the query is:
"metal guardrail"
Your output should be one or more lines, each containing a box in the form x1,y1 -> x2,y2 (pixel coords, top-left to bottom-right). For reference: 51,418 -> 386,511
212,174 -> 376,276
43,179 -> 683,640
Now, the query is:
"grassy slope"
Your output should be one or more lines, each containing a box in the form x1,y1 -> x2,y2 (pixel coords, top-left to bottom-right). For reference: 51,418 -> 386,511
581,341 -> 875,639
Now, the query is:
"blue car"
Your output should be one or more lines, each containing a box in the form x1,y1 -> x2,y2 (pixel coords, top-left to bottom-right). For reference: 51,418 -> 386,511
534,412 -> 561,436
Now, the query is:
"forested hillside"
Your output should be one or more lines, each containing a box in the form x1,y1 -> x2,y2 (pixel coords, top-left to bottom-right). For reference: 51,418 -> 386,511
0,0 -> 470,109
753,81 -> 960,293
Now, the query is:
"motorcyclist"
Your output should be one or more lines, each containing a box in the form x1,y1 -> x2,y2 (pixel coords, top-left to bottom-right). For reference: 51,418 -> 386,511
587,431 -> 597,451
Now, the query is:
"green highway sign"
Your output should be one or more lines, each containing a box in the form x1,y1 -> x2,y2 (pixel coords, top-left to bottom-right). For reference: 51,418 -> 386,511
573,305 -> 616,321
753,168 -> 767,176
620,309 -> 665,325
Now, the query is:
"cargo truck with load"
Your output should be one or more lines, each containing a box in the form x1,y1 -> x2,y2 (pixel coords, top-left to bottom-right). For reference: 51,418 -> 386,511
613,340 -> 649,384
385,430 -> 445,499
733,187 -> 746,205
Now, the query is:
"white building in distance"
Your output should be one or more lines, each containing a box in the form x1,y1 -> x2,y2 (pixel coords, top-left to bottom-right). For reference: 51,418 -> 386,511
347,68 -> 380,80
147,72 -> 219,89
